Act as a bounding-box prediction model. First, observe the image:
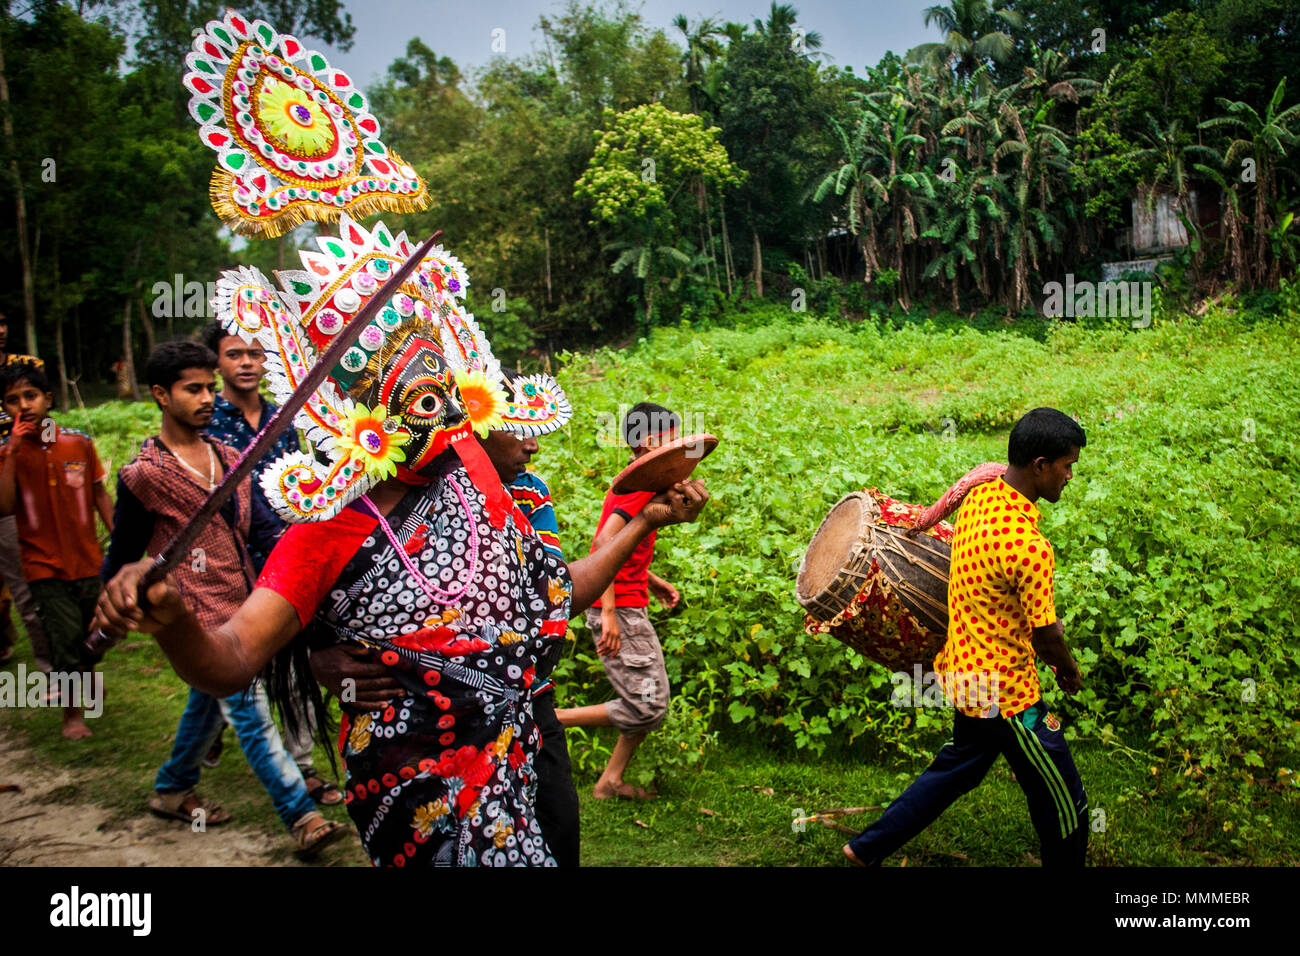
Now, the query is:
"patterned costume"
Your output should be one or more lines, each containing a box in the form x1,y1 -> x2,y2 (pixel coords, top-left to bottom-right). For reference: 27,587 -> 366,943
182,13 -> 575,866
258,444 -> 571,866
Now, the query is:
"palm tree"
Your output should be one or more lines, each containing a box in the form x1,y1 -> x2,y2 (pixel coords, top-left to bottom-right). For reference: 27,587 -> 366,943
673,14 -> 725,115
1012,43 -> 1098,132
813,106 -> 888,282
992,99 -> 1071,310
815,86 -> 937,308
752,2 -> 823,53
908,0 -> 1024,81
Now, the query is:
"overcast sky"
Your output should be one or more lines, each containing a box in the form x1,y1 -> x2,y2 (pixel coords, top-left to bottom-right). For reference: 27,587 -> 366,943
311,0 -> 940,91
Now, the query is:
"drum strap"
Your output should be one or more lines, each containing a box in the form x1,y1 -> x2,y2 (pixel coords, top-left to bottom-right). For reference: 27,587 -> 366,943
913,461 -> 1006,533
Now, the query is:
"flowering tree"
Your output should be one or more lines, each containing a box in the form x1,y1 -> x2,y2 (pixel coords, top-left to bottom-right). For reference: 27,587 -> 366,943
575,103 -> 743,325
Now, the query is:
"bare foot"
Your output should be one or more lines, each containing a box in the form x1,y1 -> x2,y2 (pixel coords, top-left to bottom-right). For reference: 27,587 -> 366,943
842,844 -> 866,866
62,718 -> 92,740
593,780 -> 657,800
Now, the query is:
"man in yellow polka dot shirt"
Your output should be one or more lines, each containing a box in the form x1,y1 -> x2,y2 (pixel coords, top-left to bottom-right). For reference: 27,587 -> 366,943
845,408 -> 1088,867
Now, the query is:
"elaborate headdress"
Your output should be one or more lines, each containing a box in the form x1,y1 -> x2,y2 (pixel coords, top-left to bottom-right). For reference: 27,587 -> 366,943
184,10 -> 427,237
187,15 -> 571,522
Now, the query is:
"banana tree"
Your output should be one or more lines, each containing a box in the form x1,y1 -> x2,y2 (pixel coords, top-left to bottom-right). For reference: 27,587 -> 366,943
1200,79 -> 1300,287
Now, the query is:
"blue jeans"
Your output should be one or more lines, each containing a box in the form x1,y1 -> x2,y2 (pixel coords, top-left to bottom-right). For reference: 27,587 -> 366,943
848,701 -> 1088,866
154,682 -> 316,831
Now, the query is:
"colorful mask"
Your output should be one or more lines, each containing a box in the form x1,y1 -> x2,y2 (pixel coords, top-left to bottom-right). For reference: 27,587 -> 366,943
361,329 -> 472,473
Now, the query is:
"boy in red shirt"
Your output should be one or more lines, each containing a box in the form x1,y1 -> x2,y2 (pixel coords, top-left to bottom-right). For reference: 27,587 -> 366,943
0,312 -> 52,668
556,403 -> 691,799
0,361 -> 114,739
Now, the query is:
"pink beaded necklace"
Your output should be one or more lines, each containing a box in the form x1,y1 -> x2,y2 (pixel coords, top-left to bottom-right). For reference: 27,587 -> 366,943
359,475 -> 480,604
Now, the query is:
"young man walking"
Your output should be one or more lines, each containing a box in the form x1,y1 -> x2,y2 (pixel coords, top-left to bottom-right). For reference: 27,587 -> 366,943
845,407 -> 1089,867
197,322 -> 340,805
101,340 -> 344,856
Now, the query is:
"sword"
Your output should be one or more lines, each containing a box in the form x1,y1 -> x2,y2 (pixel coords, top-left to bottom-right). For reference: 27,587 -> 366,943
86,229 -> 444,656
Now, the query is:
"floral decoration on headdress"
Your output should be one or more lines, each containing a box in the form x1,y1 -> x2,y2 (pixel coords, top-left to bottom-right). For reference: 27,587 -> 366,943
455,370 -> 508,437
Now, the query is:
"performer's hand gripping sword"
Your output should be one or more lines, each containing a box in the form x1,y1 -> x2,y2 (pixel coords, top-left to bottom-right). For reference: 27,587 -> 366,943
85,229 -> 444,656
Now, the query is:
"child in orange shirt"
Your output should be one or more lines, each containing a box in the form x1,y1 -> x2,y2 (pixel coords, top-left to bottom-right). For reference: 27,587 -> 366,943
0,361 -> 114,738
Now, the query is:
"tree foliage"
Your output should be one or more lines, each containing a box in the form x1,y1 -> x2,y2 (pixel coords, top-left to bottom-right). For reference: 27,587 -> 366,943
0,0 -> 1296,397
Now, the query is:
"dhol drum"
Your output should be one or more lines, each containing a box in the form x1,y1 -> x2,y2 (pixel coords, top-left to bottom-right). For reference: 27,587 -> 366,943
796,490 -> 954,671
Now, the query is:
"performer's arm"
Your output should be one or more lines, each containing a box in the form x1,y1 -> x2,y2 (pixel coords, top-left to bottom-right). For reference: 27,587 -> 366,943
1031,621 -> 1082,694
93,563 -> 301,697
566,478 -> 708,615
310,644 -> 406,711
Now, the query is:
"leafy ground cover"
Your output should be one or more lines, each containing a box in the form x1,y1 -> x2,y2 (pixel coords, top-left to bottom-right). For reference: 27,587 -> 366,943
4,304 -> 1297,864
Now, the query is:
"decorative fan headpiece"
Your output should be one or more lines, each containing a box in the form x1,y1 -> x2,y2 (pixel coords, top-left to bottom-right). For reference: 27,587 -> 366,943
191,15 -> 571,522
213,215 -> 570,522
184,11 -> 429,237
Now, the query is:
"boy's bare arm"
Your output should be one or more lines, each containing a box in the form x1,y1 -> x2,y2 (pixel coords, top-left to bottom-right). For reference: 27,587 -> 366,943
590,511 -> 628,553
646,570 -> 680,608
93,479 -> 114,532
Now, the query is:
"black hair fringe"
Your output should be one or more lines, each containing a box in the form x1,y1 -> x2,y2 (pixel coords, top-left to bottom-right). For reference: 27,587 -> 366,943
261,630 -> 340,777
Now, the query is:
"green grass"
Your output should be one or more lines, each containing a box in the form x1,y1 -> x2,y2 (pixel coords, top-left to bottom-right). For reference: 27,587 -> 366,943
3,624 -> 1295,866
570,730 -> 1300,867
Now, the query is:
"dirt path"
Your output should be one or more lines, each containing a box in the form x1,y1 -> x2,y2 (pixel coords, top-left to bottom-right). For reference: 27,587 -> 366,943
0,725 -> 342,866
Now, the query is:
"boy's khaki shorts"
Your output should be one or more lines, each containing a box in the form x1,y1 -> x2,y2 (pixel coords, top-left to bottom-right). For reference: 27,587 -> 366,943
585,605 -> 670,734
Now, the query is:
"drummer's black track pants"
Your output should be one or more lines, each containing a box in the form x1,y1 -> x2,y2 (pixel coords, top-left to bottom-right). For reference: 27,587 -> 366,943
847,700 -> 1088,866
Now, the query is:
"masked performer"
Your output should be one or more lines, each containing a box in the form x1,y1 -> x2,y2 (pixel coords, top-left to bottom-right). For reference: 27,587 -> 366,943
95,13 -> 707,866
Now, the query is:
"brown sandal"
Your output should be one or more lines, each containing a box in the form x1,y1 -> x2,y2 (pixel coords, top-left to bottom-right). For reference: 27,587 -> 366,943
302,768 -> 344,806
291,811 -> 347,857
149,788 -> 233,826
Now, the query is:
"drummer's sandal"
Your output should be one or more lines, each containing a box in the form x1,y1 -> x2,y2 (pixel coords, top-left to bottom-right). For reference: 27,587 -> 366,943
149,788 -> 232,826
291,811 -> 347,858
